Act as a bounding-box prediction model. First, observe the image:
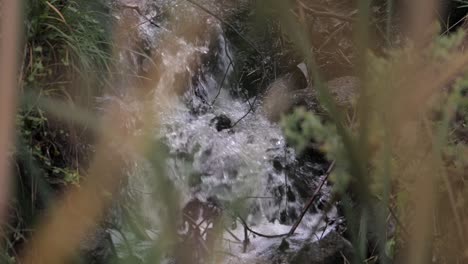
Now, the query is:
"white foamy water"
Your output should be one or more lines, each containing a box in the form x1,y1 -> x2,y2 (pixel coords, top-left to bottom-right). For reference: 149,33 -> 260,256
153,22 -> 337,262
109,1 -> 339,262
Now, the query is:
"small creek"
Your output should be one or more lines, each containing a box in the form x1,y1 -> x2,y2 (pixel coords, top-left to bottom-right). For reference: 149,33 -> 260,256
107,1 -> 342,263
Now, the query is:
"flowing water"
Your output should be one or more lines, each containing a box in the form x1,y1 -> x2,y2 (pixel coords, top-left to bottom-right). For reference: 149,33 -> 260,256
109,1 -> 340,262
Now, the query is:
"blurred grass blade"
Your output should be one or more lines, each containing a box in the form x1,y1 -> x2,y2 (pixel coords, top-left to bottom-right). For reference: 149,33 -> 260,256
21,91 -> 101,133
0,0 -> 21,229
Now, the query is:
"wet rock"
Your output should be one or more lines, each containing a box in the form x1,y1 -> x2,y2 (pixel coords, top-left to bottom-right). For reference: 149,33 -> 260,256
176,199 -> 223,264
188,96 -> 211,115
286,186 -> 296,202
210,114 -> 232,131
289,89 -> 319,113
279,239 -> 290,252
188,171 -> 202,187
289,231 -> 354,264
264,231 -> 354,264
264,75 -> 360,122
286,160 -> 328,202
326,76 -> 359,107
80,227 -> 114,264
292,76 -> 360,113
272,158 -> 284,171
263,64 -> 310,122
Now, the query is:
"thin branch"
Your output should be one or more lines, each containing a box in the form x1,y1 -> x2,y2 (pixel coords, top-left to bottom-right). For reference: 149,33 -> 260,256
18,44 -> 28,93
237,215 -> 289,239
387,204 -> 410,238
297,1 -> 356,23
224,227 -> 242,242
288,160 -> 335,236
373,195 -> 410,239
243,224 -> 249,252
225,162 -> 335,246
440,15 -> 467,35
230,93 -> 260,128
118,4 -> 160,28
230,64 -> 266,128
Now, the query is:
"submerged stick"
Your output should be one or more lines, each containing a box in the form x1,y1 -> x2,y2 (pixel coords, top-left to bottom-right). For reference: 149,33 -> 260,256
288,160 -> 336,236
243,224 -> 249,253
119,4 -> 160,28
237,215 -> 289,239
297,1 -> 356,23
224,227 -> 242,243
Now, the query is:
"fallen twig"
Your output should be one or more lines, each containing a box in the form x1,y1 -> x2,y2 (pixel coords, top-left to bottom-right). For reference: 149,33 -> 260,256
237,215 -> 289,239
230,92 -> 260,128
119,4 -> 160,28
297,1 -> 356,23
243,224 -> 249,253
373,195 -> 410,239
224,227 -> 242,242
387,203 -> 410,238
288,160 -> 336,236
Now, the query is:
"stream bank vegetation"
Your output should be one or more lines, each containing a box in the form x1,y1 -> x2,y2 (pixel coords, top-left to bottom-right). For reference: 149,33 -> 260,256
2,0 -> 468,263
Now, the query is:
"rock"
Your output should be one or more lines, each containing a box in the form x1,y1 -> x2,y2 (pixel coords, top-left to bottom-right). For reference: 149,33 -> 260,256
263,231 -> 354,264
289,89 -> 320,113
263,75 -> 359,122
210,114 -> 232,131
289,231 -> 354,264
262,63 -> 310,122
263,77 -> 297,122
175,198 -> 223,264
279,239 -> 290,252
294,76 -> 359,109
326,76 -> 359,107
80,227 -> 114,264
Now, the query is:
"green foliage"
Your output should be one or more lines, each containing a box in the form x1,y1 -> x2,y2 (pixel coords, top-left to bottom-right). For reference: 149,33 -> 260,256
432,29 -> 465,59
16,107 -> 82,186
17,0 -> 114,188
0,253 -> 15,264
2,0 -> 114,261
281,107 -> 351,193
23,0 -> 113,101
281,107 -> 327,153
280,27 -> 468,262
17,0 -> 113,187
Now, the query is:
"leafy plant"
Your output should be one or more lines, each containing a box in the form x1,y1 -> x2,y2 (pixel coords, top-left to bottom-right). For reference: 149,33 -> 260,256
23,0 -> 113,103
